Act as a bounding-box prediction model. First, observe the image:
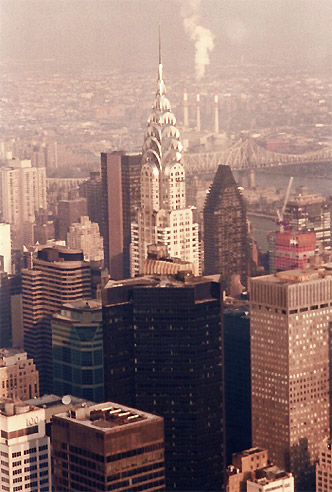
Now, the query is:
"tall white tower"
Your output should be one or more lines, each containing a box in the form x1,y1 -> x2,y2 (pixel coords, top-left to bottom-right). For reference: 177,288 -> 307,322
130,32 -> 200,277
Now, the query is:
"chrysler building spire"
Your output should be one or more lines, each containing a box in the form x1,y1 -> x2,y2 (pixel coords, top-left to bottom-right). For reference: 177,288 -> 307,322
130,31 -> 200,277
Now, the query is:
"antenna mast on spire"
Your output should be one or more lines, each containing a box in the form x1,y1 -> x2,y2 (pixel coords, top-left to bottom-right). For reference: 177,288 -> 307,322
157,23 -> 164,91
159,23 -> 162,65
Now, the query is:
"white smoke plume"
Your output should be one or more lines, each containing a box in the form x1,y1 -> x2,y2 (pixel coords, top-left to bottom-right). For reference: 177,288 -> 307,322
180,0 -> 215,80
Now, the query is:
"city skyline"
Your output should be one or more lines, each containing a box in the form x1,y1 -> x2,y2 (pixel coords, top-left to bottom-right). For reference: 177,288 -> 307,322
0,2 -> 331,491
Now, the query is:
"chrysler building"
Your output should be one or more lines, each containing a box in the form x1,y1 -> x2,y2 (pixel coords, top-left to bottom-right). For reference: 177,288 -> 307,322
130,35 -> 200,276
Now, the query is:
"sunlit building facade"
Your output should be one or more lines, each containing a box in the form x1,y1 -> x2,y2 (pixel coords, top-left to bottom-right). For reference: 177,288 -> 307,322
250,266 -> 332,487
130,46 -> 199,276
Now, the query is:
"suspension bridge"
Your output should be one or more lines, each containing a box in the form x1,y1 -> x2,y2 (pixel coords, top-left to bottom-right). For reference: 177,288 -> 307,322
183,138 -> 332,175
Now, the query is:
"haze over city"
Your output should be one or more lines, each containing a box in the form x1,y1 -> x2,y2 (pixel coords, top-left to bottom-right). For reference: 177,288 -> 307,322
1,0 -> 332,74
0,1 -> 332,491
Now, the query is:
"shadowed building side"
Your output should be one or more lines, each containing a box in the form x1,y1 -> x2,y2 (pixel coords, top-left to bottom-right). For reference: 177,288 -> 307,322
204,165 -> 249,294
102,273 -> 224,491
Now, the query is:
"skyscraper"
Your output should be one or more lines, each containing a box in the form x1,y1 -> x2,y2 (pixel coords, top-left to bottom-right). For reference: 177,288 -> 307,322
250,265 -> 332,488
101,151 -> 141,280
285,189 -> 331,253
204,165 -> 249,293
102,273 -> 224,491
0,159 -> 47,248
52,299 -> 104,402
22,245 -> 91,395
130,39 -> 200,277
52,401 -> 165,492
224,305 -> 251,462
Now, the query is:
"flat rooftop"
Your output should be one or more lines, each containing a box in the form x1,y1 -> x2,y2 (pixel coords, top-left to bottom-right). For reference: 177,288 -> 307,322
0,347 -> 26,359
234,447 -> 265,458
0,400 -> 40,416
61,299 -> 101,311
250,465 -> 292,484
251,263 -> 332,285
55,401 -> 162,431
288,193 -> 326,205
24,394 -> 93,409
105,273 -> 221,290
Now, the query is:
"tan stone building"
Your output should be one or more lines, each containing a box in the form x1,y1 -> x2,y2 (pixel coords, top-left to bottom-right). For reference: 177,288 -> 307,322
226,447 -> 294,492
250,263 -> 332,483
0,159 -> 47,247
67,215 -> 104,262
52,401 -> 165,492
0,348 -> 39,400
226,447 -> 268,492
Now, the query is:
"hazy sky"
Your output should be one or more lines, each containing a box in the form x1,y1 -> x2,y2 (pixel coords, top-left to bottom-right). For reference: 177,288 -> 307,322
0,0 -> 331,75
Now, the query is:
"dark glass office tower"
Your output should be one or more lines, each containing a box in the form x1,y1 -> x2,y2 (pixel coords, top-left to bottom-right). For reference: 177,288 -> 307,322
204,165 -> 249,294
101,151 -> 141,280
52,299 -> 104,402
223,305 -> 251,464
102,273 -> 224,491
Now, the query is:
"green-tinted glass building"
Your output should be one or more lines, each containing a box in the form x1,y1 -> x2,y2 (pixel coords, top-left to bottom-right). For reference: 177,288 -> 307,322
52,299 -> 104,402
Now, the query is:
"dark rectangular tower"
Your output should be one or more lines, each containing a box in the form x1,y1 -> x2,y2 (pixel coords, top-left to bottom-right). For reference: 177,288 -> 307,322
102,273 -> 224,491
101,151 -> 141,280
224,305 -> 251,464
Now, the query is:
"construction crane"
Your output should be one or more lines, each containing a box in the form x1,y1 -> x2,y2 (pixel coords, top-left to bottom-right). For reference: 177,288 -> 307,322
276,176 -> 293,233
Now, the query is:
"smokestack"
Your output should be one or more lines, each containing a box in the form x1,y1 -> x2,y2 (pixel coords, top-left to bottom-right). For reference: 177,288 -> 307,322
214,90 -> 219,134
196,91 -> 201,132
183,87 -> 189,127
